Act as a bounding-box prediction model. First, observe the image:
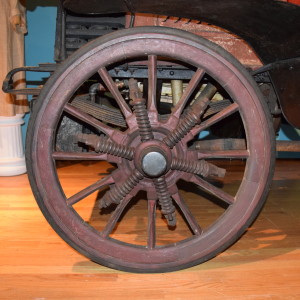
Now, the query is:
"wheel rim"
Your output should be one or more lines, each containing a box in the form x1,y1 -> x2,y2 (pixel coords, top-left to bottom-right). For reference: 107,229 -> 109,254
29,28 -> 273,272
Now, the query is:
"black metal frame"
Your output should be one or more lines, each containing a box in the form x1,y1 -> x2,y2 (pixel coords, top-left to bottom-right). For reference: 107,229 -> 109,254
54,1 -> 126,62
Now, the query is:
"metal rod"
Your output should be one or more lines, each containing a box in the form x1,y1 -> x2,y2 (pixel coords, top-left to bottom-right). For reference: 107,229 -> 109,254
195,139 -> 300,152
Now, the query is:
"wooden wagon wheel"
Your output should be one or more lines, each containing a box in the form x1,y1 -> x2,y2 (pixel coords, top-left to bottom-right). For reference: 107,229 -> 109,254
26,27 -> 275,273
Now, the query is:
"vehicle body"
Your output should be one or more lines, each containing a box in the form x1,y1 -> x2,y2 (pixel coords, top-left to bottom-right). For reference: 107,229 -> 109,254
61,0 -> 300,128
3,0 -> 300,272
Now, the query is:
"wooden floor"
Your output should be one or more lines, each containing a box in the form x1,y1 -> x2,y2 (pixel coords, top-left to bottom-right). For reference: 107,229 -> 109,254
0,159 -> 299,299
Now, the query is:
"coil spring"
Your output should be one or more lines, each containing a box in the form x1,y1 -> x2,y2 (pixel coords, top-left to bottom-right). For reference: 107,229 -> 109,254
96,135 -> 134,160
76,134 -> 134,160
171,158 -> 210,176
164,109 -> 198,148
171,158 -> 226,178
100,169 -> 144,208
153,177 -> 176,226
131,98 -> 154,142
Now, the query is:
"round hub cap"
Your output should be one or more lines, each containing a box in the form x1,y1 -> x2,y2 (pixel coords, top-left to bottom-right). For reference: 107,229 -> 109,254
142,151 -> 167,177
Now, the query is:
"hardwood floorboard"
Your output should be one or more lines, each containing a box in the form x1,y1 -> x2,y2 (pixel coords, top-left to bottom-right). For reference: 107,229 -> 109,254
0,159 -> 299,299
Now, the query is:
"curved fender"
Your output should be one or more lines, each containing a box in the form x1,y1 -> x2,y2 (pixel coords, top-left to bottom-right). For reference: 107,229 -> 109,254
63,0 -> 300,64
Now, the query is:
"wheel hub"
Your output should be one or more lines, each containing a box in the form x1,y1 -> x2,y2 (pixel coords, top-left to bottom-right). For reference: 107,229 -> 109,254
141,151 -> 167,177
133,140 -> 172,178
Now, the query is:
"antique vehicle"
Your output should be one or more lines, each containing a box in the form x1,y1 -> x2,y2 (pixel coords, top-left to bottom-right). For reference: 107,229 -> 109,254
3,0 -> 300,272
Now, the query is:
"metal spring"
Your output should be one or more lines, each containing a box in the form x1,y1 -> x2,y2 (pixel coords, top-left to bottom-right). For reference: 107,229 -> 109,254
163,83 -> 217,148
100,169 -> 144,208
71,96 -> 127,128
131,98 -> 154,142
171,158 -> 210,176
76,134 -> 134,160
153,177 -> 176,226
96,135 -> 134,160
171,158 -> 226,178
164,110 -> 198,148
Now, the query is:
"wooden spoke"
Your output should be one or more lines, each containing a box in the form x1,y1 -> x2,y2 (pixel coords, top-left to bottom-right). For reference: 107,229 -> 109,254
147,55 -> 158,114
101,195 -> 132,238
172,68 -> 205,119
98,67 -> 132,119
190,103 -> 239,137
147,198 -> 157,250
67,175 -> 114,206
172,192 -> 202,236
52,151 -> 107,161
197,150 -> 249,159
64,103 -> 117,138
190,175 -> 235,205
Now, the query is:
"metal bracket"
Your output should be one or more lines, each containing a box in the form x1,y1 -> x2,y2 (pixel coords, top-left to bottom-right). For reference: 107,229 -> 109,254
2,63 -> 57,96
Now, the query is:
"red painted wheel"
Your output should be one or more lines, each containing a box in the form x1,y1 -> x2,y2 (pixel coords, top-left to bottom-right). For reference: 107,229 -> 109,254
26,27 -> 275,272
